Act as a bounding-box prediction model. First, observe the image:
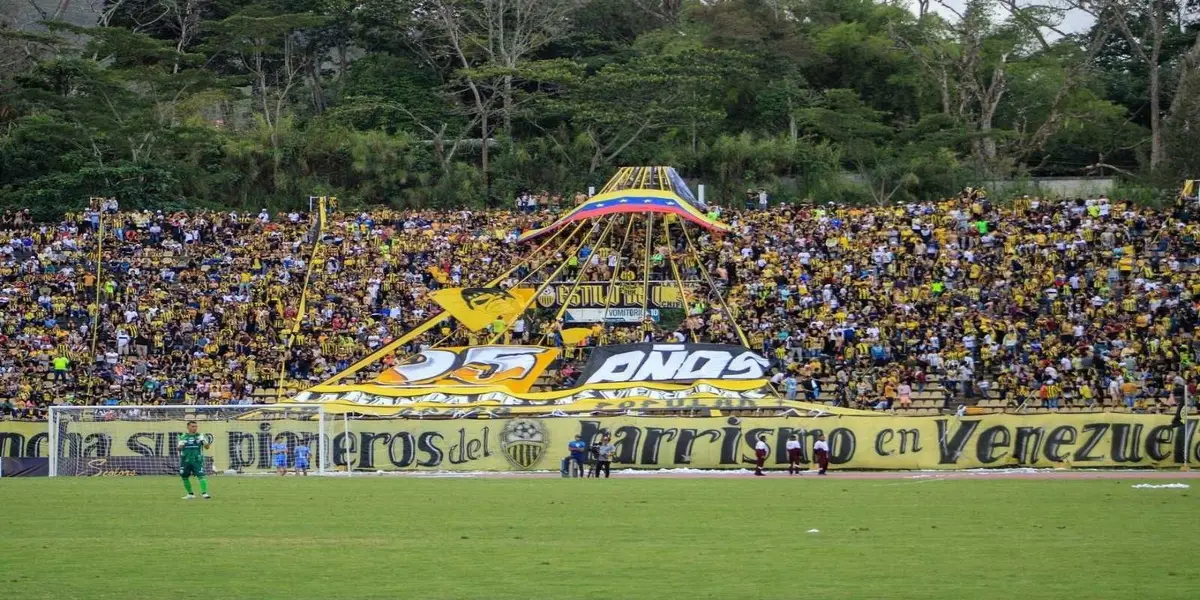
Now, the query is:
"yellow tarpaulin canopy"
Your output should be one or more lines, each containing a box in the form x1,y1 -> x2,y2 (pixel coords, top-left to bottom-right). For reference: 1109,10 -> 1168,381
306,378 -> 770,398
307,397 -> 870,417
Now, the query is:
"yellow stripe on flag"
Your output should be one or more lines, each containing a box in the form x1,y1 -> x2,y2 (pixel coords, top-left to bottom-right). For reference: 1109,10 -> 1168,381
429,288 -> 536,331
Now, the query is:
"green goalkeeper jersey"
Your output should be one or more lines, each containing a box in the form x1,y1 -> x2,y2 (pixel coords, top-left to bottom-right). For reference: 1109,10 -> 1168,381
179,432 -> 207,463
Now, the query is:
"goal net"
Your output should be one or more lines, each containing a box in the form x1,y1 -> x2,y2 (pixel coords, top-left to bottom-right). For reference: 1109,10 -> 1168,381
48,405 -> 330,476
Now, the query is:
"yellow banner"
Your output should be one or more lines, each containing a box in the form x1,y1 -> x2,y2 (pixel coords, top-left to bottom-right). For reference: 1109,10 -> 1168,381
560,327 -> 592,346
429,288 -> 536,331
373,346 -> 557,393
297,376 -> 796,410
534,283 -> 697,310
310,396 -> 845,417
5,413 -> 1197,472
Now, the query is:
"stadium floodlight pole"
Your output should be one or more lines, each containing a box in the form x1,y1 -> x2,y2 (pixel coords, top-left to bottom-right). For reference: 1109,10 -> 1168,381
316,216 -> 581,387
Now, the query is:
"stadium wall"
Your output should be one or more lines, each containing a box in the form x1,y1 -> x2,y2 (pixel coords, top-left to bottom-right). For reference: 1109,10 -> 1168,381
832,175 -> 1115,199
980,177 -> 1116,199
2,413 -> 1196,472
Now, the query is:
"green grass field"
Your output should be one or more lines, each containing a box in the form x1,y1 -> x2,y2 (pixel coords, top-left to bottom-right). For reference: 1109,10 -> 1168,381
0,476 -> 1197,599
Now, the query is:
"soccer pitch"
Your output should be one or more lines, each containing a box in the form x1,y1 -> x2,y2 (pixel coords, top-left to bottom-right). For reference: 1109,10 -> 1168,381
1,475 -> 1197,599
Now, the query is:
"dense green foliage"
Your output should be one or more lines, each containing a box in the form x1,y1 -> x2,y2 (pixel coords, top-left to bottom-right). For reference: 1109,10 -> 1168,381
1,0 -> 1197,215
1,476 -> 1197,599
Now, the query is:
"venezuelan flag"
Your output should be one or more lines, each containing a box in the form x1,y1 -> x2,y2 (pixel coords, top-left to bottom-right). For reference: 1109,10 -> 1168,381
519,190 -> 729,243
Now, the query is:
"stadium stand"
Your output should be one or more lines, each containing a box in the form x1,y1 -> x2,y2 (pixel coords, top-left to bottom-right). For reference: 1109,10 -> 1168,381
0,190 -> 1197,420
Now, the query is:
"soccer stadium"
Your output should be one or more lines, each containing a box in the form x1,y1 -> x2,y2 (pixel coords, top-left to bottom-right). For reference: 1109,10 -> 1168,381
3,1 -> 1200,598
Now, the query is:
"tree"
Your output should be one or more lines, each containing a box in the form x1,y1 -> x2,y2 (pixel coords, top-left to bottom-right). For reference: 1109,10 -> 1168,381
894,0 -> 1120,176
406,0 -> 584,186
1071,0 -> 1193,170
534,49 -> 738,173
202,10 -> 325,188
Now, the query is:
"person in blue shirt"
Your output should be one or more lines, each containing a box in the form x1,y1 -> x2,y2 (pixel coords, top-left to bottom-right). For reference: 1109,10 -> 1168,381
784,375 -> 798,400
271,441 -> 288,476
293,443 -> 311,476
562,435 -> 588,477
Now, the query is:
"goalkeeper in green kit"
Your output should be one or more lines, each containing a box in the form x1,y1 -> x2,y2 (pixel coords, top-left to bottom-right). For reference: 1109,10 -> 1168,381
178,421 -> 212,499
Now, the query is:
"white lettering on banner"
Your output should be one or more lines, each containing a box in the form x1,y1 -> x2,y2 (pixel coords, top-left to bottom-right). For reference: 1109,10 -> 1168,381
631,349 -> 689,381
583,344 -> 771,384
674,350 -> 729,380
728,352 -> 771,378
393,350 -> 457,381
382,346 -> 555,387
465,347 -> 543,375
564,308 -> 660,323
295,382 -> 772,406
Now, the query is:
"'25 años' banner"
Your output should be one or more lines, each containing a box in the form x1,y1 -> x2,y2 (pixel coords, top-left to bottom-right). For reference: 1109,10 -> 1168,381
4,413 -> 1199,472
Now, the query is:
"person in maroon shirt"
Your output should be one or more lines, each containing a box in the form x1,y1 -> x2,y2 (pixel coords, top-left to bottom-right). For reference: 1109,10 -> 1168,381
813,434 -> 830,475
786,435 -> 802,475
754,434 -> 769,476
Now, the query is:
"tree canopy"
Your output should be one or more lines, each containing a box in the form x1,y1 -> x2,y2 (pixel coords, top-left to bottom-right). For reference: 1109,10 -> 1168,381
1,0 -> 1195,215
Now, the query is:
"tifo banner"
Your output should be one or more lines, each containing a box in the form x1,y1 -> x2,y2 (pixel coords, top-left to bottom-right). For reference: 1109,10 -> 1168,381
311,394 -> 828,417
374,346 -> 557,393
535,283 -> 697,310
578,343 -> 771,385
429,288 -> 536,331
300,380 -> 781,411
5,413 -> 1198,471
0,422 -> 48,457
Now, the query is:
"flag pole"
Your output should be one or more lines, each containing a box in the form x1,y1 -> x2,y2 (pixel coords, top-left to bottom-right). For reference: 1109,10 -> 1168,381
598,216 -> 635,329
316,216 -> 579,387
488,222 -> 598,345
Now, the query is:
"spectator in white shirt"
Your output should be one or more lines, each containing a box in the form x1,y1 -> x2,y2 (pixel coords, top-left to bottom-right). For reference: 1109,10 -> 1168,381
754,435 -> 769,476
785,435 -> 803,475
813,435 -> 830,475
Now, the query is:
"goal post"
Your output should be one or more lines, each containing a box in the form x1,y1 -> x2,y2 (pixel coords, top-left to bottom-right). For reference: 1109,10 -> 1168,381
47,405 -> 331,477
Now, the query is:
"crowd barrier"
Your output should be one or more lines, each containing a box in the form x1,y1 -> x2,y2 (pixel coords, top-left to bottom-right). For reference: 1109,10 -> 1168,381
1,413 -> 1196,472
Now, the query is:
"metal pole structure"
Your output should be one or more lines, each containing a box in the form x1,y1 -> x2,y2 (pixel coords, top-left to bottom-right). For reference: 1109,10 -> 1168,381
317,405 -> 327,476
48,406 -> 58,477
277,197 -> 327,403
642,212 -> 654,323
487,222 -> 595,345
1184,383 -> 1193,472
599,216 -> 636,326
87,202 -> 105,403
343,413 -> 351,477
316,216 -> 579,387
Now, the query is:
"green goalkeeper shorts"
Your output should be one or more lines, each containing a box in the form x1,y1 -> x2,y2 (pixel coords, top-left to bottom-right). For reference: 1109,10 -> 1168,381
179,460 -> 205,478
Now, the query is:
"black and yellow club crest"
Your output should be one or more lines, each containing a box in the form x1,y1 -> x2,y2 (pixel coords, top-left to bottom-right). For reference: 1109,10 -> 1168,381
499,419 -> 548,470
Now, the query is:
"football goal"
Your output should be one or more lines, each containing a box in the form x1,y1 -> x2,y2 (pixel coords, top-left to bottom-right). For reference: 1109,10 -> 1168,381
47,405 -> 332,476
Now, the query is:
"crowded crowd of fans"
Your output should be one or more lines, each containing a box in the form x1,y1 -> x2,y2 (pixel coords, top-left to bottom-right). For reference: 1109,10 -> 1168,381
0,189 -> 1197,419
